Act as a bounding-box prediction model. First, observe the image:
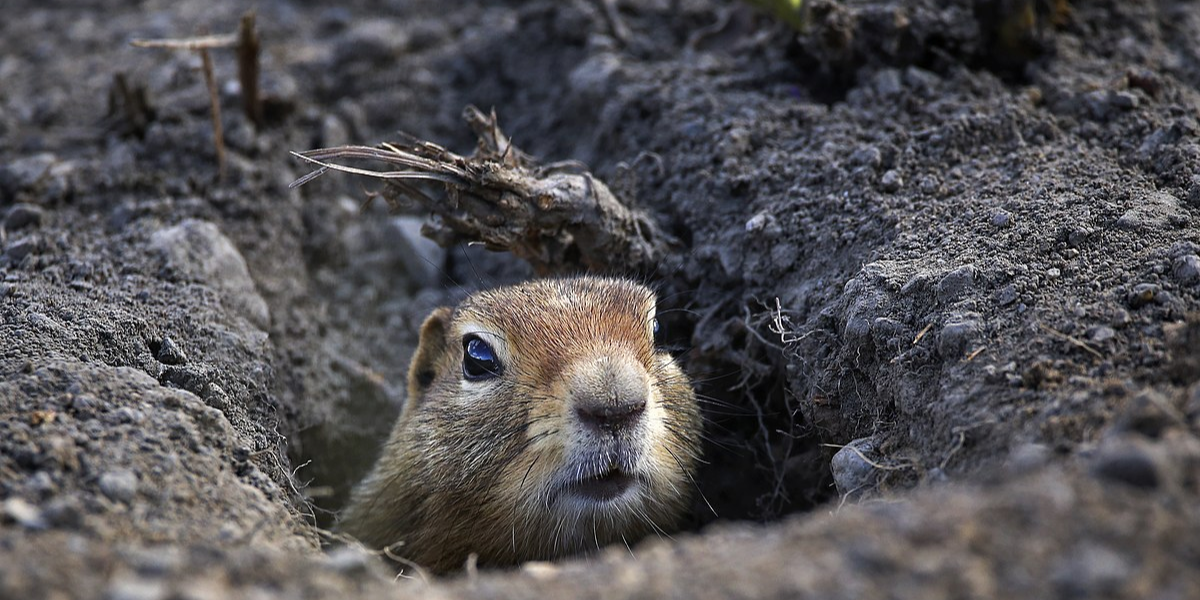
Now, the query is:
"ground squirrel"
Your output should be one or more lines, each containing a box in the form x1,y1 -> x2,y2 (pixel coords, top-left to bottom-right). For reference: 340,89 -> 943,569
340,276 -> 702,573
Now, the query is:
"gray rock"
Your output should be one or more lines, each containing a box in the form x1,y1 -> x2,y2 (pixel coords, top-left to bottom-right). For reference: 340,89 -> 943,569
880,169 -> 903,192
98,469 -> 139,503
1114,191 -> 1185,231
0,153 -> 57,197
4,236 -> 38,261
849,145 -> 882,170
568,52 -> 623,102
154,336 -> 187,366
42,497 -> 83,528
2,497 -> 46,529
104,576 -> 167,600
872,68 -> 902,96
937,265 -> 976,303
995,284 -> 1019,306
1088,325 -> 1116,343
744,211 -> 776,234
831,437 -> 881,498
939,314 -> 981,358
1005,443 -> 1051,474
148,220 -> 270,330
1172,254 -> 1200,286
1126,283 -> 1160,309
333,21 -> 410,65
1091,441 -> 1160,490
1052,544 -> 1133,599
4,203 -> 45,230
1082,90 -> 1136,120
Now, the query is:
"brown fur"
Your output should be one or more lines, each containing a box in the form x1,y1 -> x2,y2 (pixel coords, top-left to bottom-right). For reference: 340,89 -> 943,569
339,277 -> 701,573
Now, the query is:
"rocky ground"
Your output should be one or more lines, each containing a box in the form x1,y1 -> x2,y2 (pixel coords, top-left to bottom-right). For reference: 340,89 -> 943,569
2,0 -> 1199,598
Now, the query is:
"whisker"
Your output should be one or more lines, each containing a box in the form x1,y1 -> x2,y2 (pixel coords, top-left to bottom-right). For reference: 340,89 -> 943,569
664,445 -> 717,518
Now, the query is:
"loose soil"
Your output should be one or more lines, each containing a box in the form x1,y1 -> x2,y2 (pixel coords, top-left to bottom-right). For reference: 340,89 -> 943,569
2,0 -> 1199,598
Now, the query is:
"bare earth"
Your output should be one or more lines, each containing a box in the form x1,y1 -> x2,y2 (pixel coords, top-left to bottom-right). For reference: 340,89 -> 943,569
2,0 -> 1199,598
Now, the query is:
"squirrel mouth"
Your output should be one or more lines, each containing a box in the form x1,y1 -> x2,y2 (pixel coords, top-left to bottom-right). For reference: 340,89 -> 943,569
564,469 -> 636,503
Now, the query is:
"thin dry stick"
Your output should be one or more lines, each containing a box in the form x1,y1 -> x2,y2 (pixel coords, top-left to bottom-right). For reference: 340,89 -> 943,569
132,31 -> 238,181
130,34 -> 238,50
237,11 -> 262,127
198,47 -> 226,181
1038,323 -> 1103,359
912,323 -> 934,345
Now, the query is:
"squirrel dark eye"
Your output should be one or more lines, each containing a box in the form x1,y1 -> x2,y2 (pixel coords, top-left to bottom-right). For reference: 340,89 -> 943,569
651,317 -> 664,347
462,335 -> 502,381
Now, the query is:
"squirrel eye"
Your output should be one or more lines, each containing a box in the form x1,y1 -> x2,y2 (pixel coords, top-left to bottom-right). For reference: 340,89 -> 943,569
651,317 -> 664,346
462,335 -> 502,381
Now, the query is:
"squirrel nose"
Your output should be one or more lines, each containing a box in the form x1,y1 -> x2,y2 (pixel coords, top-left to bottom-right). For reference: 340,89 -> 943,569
570,355 -> 649,434
575,393 -> 646,433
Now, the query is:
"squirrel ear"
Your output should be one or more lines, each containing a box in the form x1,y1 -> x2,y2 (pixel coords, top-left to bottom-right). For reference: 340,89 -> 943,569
406,307 -> 452,410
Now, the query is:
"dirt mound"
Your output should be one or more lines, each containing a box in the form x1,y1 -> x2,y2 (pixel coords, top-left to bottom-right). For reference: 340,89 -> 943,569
2,0 -> 1198,598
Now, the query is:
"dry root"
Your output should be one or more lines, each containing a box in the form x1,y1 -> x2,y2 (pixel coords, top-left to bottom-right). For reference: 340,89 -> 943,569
290,106 -> 678,276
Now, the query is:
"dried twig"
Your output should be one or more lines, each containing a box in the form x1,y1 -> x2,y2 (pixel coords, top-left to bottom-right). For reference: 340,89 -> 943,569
132,13 -> 263,179
1038,323 -> 1103,359
237,12 -> 262,127
198,47 -> 226,181
912,323 -> 934,345
130,34 -> 238,50
290,106 -> 679,275
106,73 -> 155,138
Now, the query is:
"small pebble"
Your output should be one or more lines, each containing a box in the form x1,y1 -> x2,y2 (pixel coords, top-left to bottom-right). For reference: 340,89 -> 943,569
1052,544 -> 1132,598
991,210 -> 1012,227
3,203 -> 45,230
745,212 -> 772,232
2,497 -> 46,529
104,576 -> 167,600
42,497 -> 83,528
1127,283 -> 1160,308
872,69 -> 902,96
939,316 -> 980,358
1110,91 -> 1139,109
0,153 -> 57,195
1091,443 -> 1159,490
831,437 -> 881,498
112,406 -> 144,424
849,145 -> 882,169
1088,326 -> 1116,343
880,170 -> 903,193
155,336 -> 187,366
995,284 -> 1019,306
1173,254 -> 1200,286
937,265 -> 976,303
4,236 -> 37,261
1006,443 -> 1051,474
99,469 -> 139,503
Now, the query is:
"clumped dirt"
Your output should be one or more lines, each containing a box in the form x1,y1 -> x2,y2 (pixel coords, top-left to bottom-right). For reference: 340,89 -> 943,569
2,0 -> 1199,598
